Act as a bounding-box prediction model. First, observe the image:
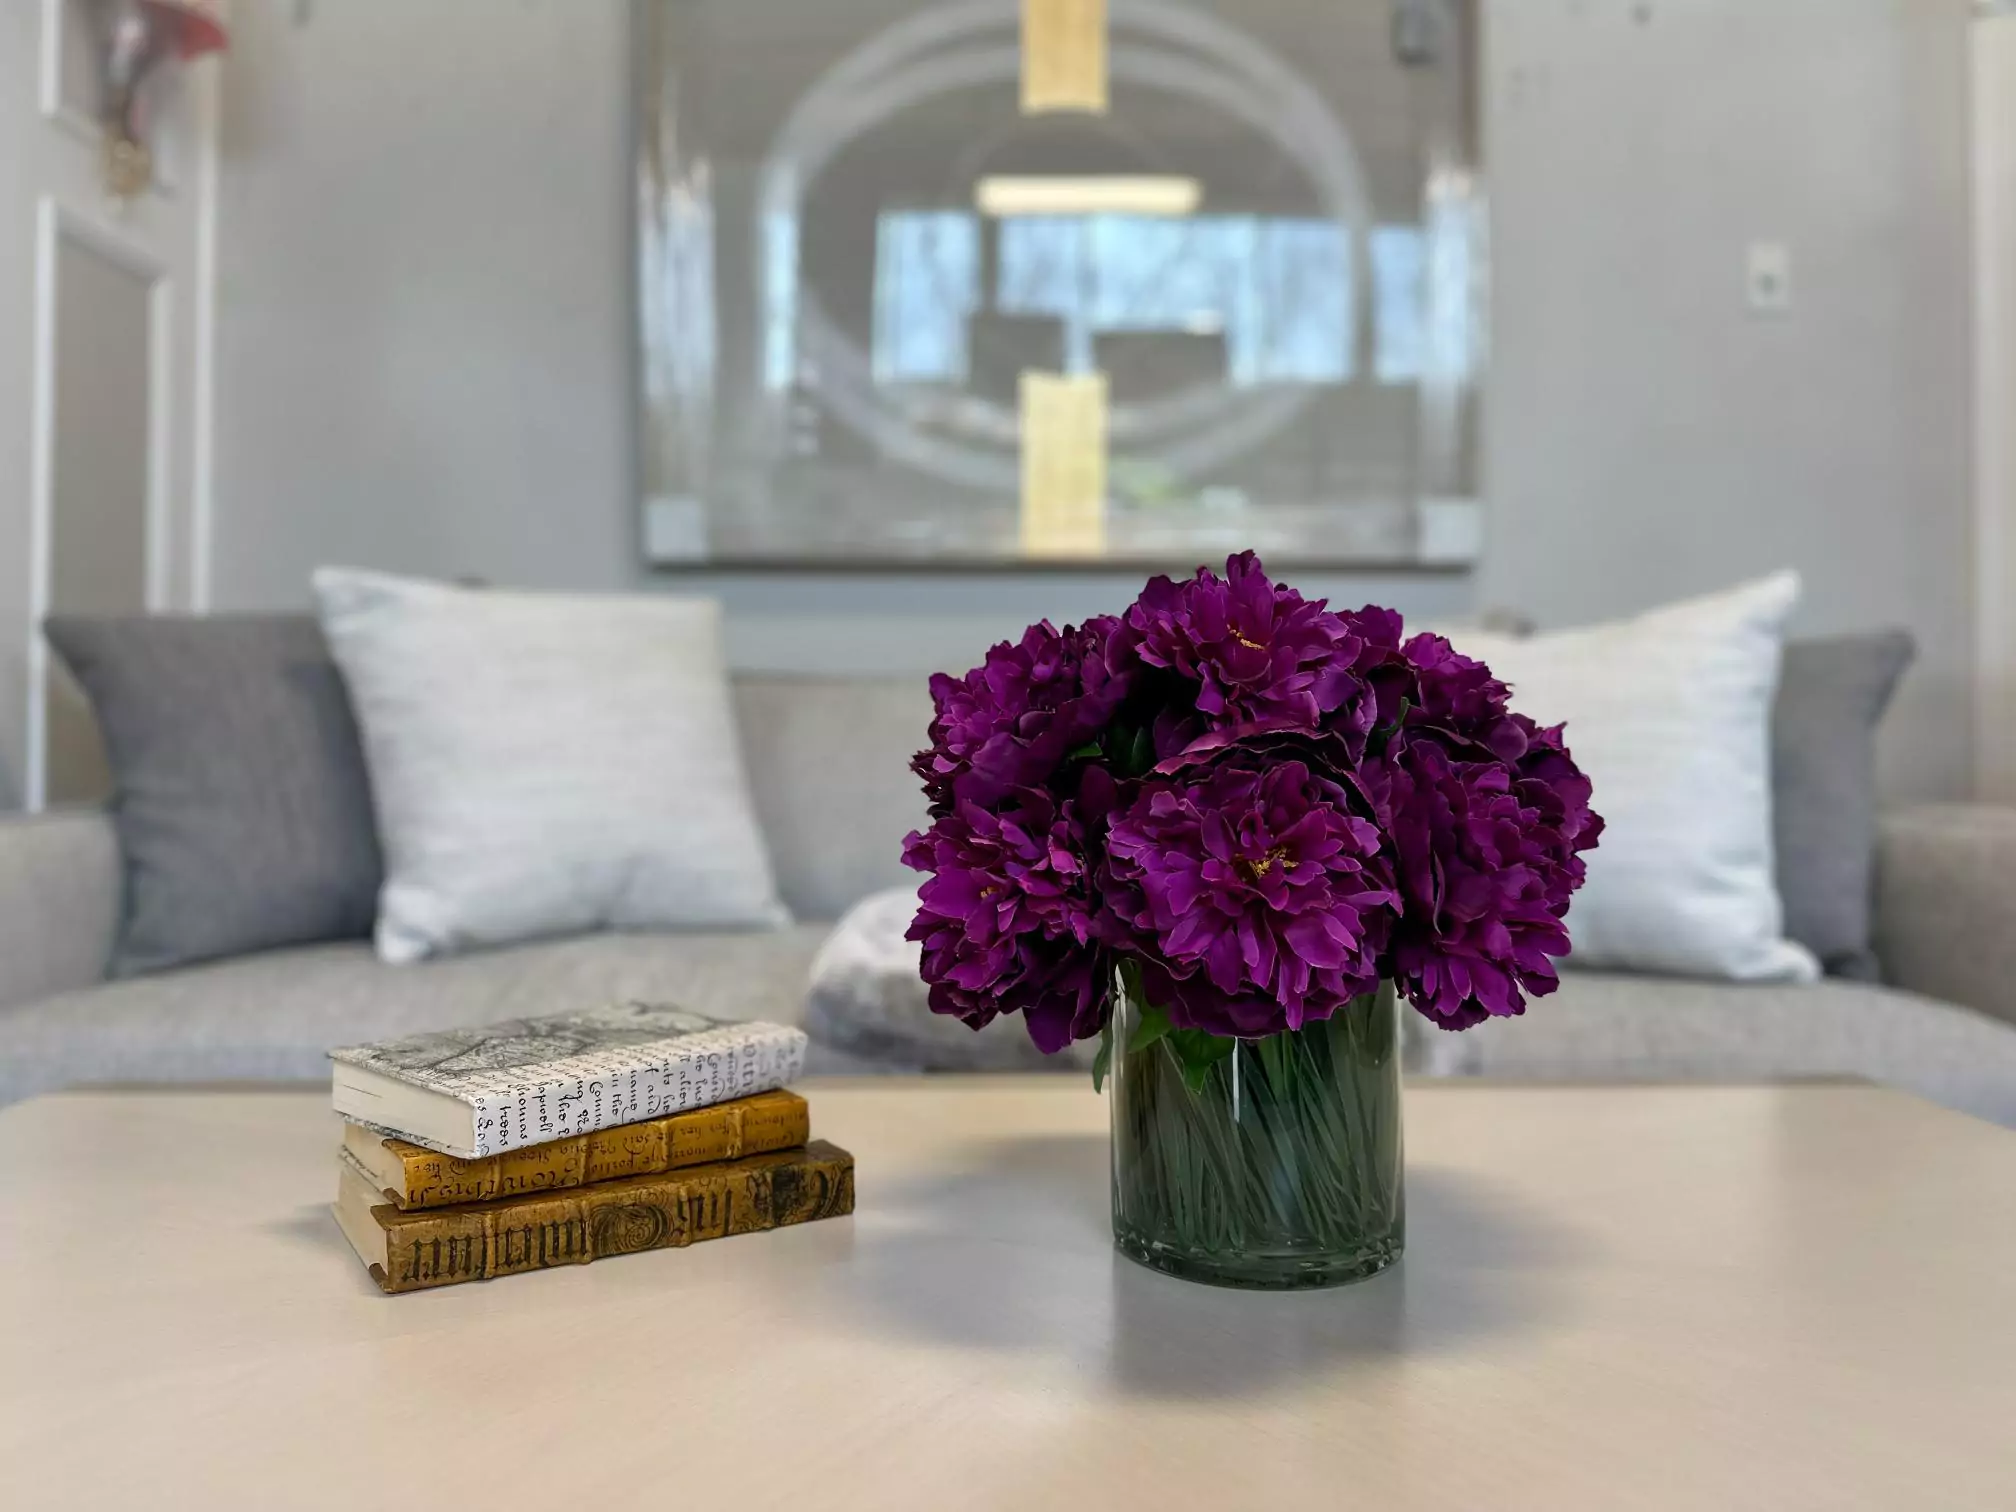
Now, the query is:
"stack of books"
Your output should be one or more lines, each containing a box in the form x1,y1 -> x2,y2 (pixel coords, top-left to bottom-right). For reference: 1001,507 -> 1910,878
327,1004 -> 852,1294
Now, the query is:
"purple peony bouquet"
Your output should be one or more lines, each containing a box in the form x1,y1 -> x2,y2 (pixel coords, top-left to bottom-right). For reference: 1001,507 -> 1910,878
902,553 -> 1603,1083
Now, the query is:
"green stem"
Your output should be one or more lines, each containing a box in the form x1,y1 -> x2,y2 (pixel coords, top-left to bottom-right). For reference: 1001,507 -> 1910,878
1108,976 -> 1404,1290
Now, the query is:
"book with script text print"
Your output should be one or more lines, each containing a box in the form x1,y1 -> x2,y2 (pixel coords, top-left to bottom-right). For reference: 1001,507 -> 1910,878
329,1004 -> 807,1160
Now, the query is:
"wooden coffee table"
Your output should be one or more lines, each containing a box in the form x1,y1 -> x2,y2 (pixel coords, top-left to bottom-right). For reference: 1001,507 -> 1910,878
1,1080 -> 2011,1509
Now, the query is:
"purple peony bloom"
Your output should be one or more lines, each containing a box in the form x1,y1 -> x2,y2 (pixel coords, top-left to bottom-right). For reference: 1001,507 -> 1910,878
1393,631 -> 1532,764
912,617 -> 1133,813
1367,723 -> 1603,1029
1123,551 -> 1361,744
1103,758 -> 1398,1036
902,553 -> 1602,1052
902,781 -> 1114,1053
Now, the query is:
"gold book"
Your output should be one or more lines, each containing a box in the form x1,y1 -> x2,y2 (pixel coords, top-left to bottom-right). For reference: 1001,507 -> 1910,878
340,1088 -> 810,1210
334,1140 -> 855,1295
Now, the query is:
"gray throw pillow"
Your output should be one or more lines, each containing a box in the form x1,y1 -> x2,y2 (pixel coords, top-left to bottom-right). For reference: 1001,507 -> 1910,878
43,615 -> 383,976
1772,631 -> 1915,980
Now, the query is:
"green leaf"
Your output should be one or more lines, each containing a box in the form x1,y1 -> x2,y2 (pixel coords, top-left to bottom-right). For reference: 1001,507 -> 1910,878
1127,1000 -> 1176,1055
1369,696 -> 1414,756
1090,1022 -> 1114,1093
1067,741 -> 1103,761
1127,725 -> 1156,777
1166,1029 -> 1236,1094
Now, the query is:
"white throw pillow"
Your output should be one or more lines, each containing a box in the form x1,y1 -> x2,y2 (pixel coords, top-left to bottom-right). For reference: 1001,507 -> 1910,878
1455,572 -> 1819,983
314,569 -> 788,962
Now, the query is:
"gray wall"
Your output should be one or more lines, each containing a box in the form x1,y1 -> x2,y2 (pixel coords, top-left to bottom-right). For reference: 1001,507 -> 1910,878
1481,0 -> 1973,802
211,0 -> 638,600
210,0 -> 1973,799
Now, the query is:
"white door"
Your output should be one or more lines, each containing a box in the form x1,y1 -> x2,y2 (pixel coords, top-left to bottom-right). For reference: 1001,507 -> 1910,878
0,0 -> 220,809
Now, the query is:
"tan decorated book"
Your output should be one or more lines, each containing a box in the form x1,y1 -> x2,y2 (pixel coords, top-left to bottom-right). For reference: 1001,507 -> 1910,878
334,1140 -> 856,1294
341,1089 -> 810,1210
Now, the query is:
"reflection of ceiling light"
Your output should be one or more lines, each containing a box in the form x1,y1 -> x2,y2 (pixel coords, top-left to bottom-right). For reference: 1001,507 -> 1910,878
975,175 -> 1202,217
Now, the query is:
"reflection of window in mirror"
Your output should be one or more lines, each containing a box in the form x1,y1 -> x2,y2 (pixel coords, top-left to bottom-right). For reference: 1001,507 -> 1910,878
1372,226 -> 1424,384
872,211 -> 1463,390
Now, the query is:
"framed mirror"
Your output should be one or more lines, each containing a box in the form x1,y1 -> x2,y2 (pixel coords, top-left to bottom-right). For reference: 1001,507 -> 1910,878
637,0 -> 1481,569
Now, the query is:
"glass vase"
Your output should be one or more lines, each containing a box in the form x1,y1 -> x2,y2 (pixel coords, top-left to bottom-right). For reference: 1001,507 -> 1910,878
1108,976 -> 1404,1290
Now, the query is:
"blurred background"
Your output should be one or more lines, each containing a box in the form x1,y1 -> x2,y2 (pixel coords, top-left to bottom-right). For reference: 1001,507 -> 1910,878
0,0 -> 1993,810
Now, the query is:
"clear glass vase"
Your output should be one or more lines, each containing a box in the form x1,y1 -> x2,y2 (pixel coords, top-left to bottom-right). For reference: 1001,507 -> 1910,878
1108,976 -> 1404,1290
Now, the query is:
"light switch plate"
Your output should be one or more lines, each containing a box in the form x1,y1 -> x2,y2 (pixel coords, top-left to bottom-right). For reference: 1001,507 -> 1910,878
1746,242 -> 1793,313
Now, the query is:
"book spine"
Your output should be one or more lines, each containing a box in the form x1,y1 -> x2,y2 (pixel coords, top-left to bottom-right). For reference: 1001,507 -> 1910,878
468,1027 -> 808,1157
370,1140 -> 854,1294
385,1091 -> 811,1209
388,1139 -> 582,1211
582,1087 -> 809,1186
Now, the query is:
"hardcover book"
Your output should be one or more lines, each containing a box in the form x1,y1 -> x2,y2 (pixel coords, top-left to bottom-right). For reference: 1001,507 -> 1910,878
328,1004 -> 808,1159
334,1139 -> 856,1293
340,1088 -> 811,1209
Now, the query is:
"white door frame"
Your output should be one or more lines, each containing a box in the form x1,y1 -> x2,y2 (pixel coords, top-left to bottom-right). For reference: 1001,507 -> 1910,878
1975,5 -> 2016,801
9,0 -> 221,812
23,197 -> 177,811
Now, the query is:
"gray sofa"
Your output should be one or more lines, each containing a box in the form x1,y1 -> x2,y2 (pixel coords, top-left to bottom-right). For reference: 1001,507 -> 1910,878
4,674 -> 2016,1126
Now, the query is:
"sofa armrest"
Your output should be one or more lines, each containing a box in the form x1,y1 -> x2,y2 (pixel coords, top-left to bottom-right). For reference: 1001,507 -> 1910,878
0,809 -> 118,1010
1875,804 -> 2016,1029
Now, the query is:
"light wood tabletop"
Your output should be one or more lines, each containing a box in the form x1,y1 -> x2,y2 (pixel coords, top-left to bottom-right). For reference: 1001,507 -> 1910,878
1,1079 -> 2012,1510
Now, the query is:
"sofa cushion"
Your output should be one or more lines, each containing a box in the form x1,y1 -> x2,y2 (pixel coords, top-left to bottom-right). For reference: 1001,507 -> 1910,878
0,927 -> 880,1108
0,810 -> 118,1012
1874,804 -> 2016,1033
1456,573 -> 1816,983
42,614 -> 383,975
1772,631 -> 1915,979
315,569 -> 788,961
801,887 -> 2016,1123
1422,970 -> 2016,1127
732,675 -> 933,921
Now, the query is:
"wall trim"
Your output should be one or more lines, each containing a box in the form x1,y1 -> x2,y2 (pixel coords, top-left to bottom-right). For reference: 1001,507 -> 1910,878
37,0 -> 101,145
190,58 -> 221,610
1974,12 -> 2016,801
24,196 -> 175,811
25,201 -> 58,814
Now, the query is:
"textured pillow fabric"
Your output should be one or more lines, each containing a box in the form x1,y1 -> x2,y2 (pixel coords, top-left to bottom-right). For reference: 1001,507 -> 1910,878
42,615 -> 383,976
806,888 -> 1093,1071
314,569 -> 788,962
731,675 -> 934,921
1773,632 -> 1915,980
1455,573 -> 1818,983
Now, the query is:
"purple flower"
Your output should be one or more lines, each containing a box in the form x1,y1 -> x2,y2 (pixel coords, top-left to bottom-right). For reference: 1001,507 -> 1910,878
1123,552 -> 1361,744
1325,612 -> 1525,764
1393,631 -> 1531,763
899,553 -> 1603,1053
1103,758 -> 1398,1037
912,617 -> 1133,813
1367,726 -> 1603,1029
902,780 -> 1115,1053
